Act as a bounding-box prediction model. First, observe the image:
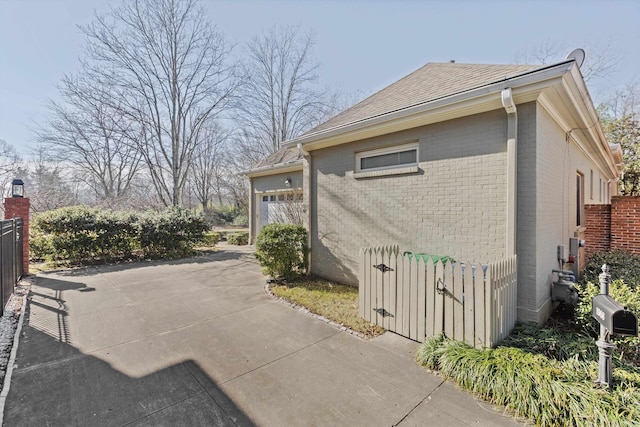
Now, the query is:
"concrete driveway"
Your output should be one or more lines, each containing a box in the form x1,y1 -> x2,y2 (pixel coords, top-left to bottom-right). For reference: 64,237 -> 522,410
3,245 -> 523,426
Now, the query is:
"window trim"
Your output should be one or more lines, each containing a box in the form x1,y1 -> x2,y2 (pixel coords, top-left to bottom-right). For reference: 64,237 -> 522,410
355,142 -> 419,174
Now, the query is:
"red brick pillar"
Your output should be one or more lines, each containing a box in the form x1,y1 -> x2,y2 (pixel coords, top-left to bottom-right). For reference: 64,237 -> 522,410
4,197 -> 30,274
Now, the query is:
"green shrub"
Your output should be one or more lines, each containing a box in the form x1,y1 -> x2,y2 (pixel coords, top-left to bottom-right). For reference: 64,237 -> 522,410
575,279 -> 640,365
255,224 -> 308,280
583,250 -> 640,289
227,231 -> 249,246
29,228 -> 55,261
32,206 -> 138,261
200,231 -> 221,247
31,205 -> 207,263
137,207 -> 208,258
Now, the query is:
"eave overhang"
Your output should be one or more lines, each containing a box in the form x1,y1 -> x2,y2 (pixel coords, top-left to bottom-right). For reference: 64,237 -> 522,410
241,159 -> 303,178
538,65 -> 621,178
282,60 -> 620,180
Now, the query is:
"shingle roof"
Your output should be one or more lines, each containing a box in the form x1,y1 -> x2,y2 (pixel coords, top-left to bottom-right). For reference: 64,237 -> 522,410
306,62 -> 538,134
251,146 -> 302,170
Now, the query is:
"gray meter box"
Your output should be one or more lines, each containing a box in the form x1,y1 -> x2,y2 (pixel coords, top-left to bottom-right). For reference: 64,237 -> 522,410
592,295 -> 638,337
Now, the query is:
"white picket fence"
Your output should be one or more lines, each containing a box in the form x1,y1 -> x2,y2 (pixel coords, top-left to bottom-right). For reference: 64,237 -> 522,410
359,245 -> 517,348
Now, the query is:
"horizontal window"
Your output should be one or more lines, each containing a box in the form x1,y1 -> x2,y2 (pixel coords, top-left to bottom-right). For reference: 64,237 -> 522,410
356,142 -> 418,173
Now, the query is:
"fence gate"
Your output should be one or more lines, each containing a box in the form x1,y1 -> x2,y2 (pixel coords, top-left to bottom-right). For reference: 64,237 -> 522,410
359,245 -> 517,348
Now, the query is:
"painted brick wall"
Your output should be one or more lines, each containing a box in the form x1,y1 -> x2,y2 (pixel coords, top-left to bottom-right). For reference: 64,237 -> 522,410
585,204 -> 611,258
310,108 -> 509,285
253,171 -> 303,193
611,196 -> 640,256
515,102 -> 538,322
531,104 -> 572,323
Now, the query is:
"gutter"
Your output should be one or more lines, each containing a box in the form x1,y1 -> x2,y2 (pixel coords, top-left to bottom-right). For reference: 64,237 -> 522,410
240,159 -> 303,178
501,88 -> 518,257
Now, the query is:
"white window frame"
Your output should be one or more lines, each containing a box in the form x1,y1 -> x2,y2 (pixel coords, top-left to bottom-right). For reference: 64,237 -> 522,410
355,142 -> 419,174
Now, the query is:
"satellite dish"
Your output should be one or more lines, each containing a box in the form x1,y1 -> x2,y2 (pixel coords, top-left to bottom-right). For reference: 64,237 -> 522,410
565,48 -> 586,68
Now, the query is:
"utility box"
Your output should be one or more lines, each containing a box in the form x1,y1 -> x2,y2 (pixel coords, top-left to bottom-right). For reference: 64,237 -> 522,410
592,295 -> 638,337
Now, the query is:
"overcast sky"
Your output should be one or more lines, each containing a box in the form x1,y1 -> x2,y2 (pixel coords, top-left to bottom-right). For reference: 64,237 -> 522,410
1,0 -> 639,156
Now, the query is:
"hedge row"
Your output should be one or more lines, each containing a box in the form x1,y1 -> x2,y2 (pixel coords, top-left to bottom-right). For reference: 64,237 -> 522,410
31,205 -> 208,263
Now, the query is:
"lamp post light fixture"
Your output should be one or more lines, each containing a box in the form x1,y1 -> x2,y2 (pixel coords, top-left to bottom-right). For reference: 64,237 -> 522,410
285,177 -> 292,188
11,179 -> 24,198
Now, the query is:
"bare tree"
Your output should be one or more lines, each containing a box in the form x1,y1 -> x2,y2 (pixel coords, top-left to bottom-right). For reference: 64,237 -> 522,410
270,193 -> 305,225
80,0 -> 238,206
23,147 -> 80,212
235,25 -> 337,165
0,139 -> 21,198
515,38 -> 619,82
189,120 -> 231,211
37,73 -> 141,201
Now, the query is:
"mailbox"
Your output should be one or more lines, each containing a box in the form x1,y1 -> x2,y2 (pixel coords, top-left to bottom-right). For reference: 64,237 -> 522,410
592,295 -> 638,337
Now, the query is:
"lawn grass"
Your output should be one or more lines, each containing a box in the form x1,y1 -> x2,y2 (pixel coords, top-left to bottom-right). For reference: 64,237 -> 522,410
269,277 -> 385,338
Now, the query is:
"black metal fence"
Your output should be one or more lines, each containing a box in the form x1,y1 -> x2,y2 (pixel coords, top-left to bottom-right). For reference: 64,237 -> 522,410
0,218 -> 23,315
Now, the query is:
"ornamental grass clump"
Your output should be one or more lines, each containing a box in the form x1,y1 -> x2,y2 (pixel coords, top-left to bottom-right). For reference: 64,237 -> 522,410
417,335 -> 640,426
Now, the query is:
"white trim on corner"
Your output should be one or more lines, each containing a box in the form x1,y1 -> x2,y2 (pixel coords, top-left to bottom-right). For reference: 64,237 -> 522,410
355,142 -> 419,174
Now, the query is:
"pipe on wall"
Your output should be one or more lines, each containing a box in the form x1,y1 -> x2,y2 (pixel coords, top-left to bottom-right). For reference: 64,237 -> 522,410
501,88 -> 517,256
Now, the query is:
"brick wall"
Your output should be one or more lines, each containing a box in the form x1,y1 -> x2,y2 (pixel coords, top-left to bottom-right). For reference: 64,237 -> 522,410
310,108 -> 509,285
585,196 -> 640,258
4,197 -> 30,274
611,196 -> 640,256
585,204 -> 611,258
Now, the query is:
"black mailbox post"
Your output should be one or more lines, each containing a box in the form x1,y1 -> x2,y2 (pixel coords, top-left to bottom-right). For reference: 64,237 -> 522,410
592,295 -> 639,337
592,264 -> 639,387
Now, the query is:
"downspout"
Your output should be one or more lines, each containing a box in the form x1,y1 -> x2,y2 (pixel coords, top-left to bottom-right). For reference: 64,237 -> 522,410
501,88 -> 517,256
249,179 -> 255,244
298,143 -> 312,273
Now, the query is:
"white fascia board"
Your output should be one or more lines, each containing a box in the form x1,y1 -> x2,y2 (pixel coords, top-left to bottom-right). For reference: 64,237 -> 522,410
559,67 -> 621,178
242,160 -> 303,178
283,62 -> 574,151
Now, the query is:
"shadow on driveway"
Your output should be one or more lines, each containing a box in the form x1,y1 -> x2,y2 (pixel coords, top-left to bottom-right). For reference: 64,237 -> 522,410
5,297 -> 256,426
54,245 -> 256,278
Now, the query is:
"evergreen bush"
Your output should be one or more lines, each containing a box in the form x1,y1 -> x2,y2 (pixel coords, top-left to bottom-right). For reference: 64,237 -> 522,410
30,205 -> 207,263
255,224 -> 308,280
200,231 -> 221,246
583,250 -> 640,289
227,231 -> 249,245
575,279 -> 640,365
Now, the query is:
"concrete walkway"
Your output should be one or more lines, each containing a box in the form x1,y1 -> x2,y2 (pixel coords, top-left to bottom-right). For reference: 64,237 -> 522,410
4,245 -> 524,426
